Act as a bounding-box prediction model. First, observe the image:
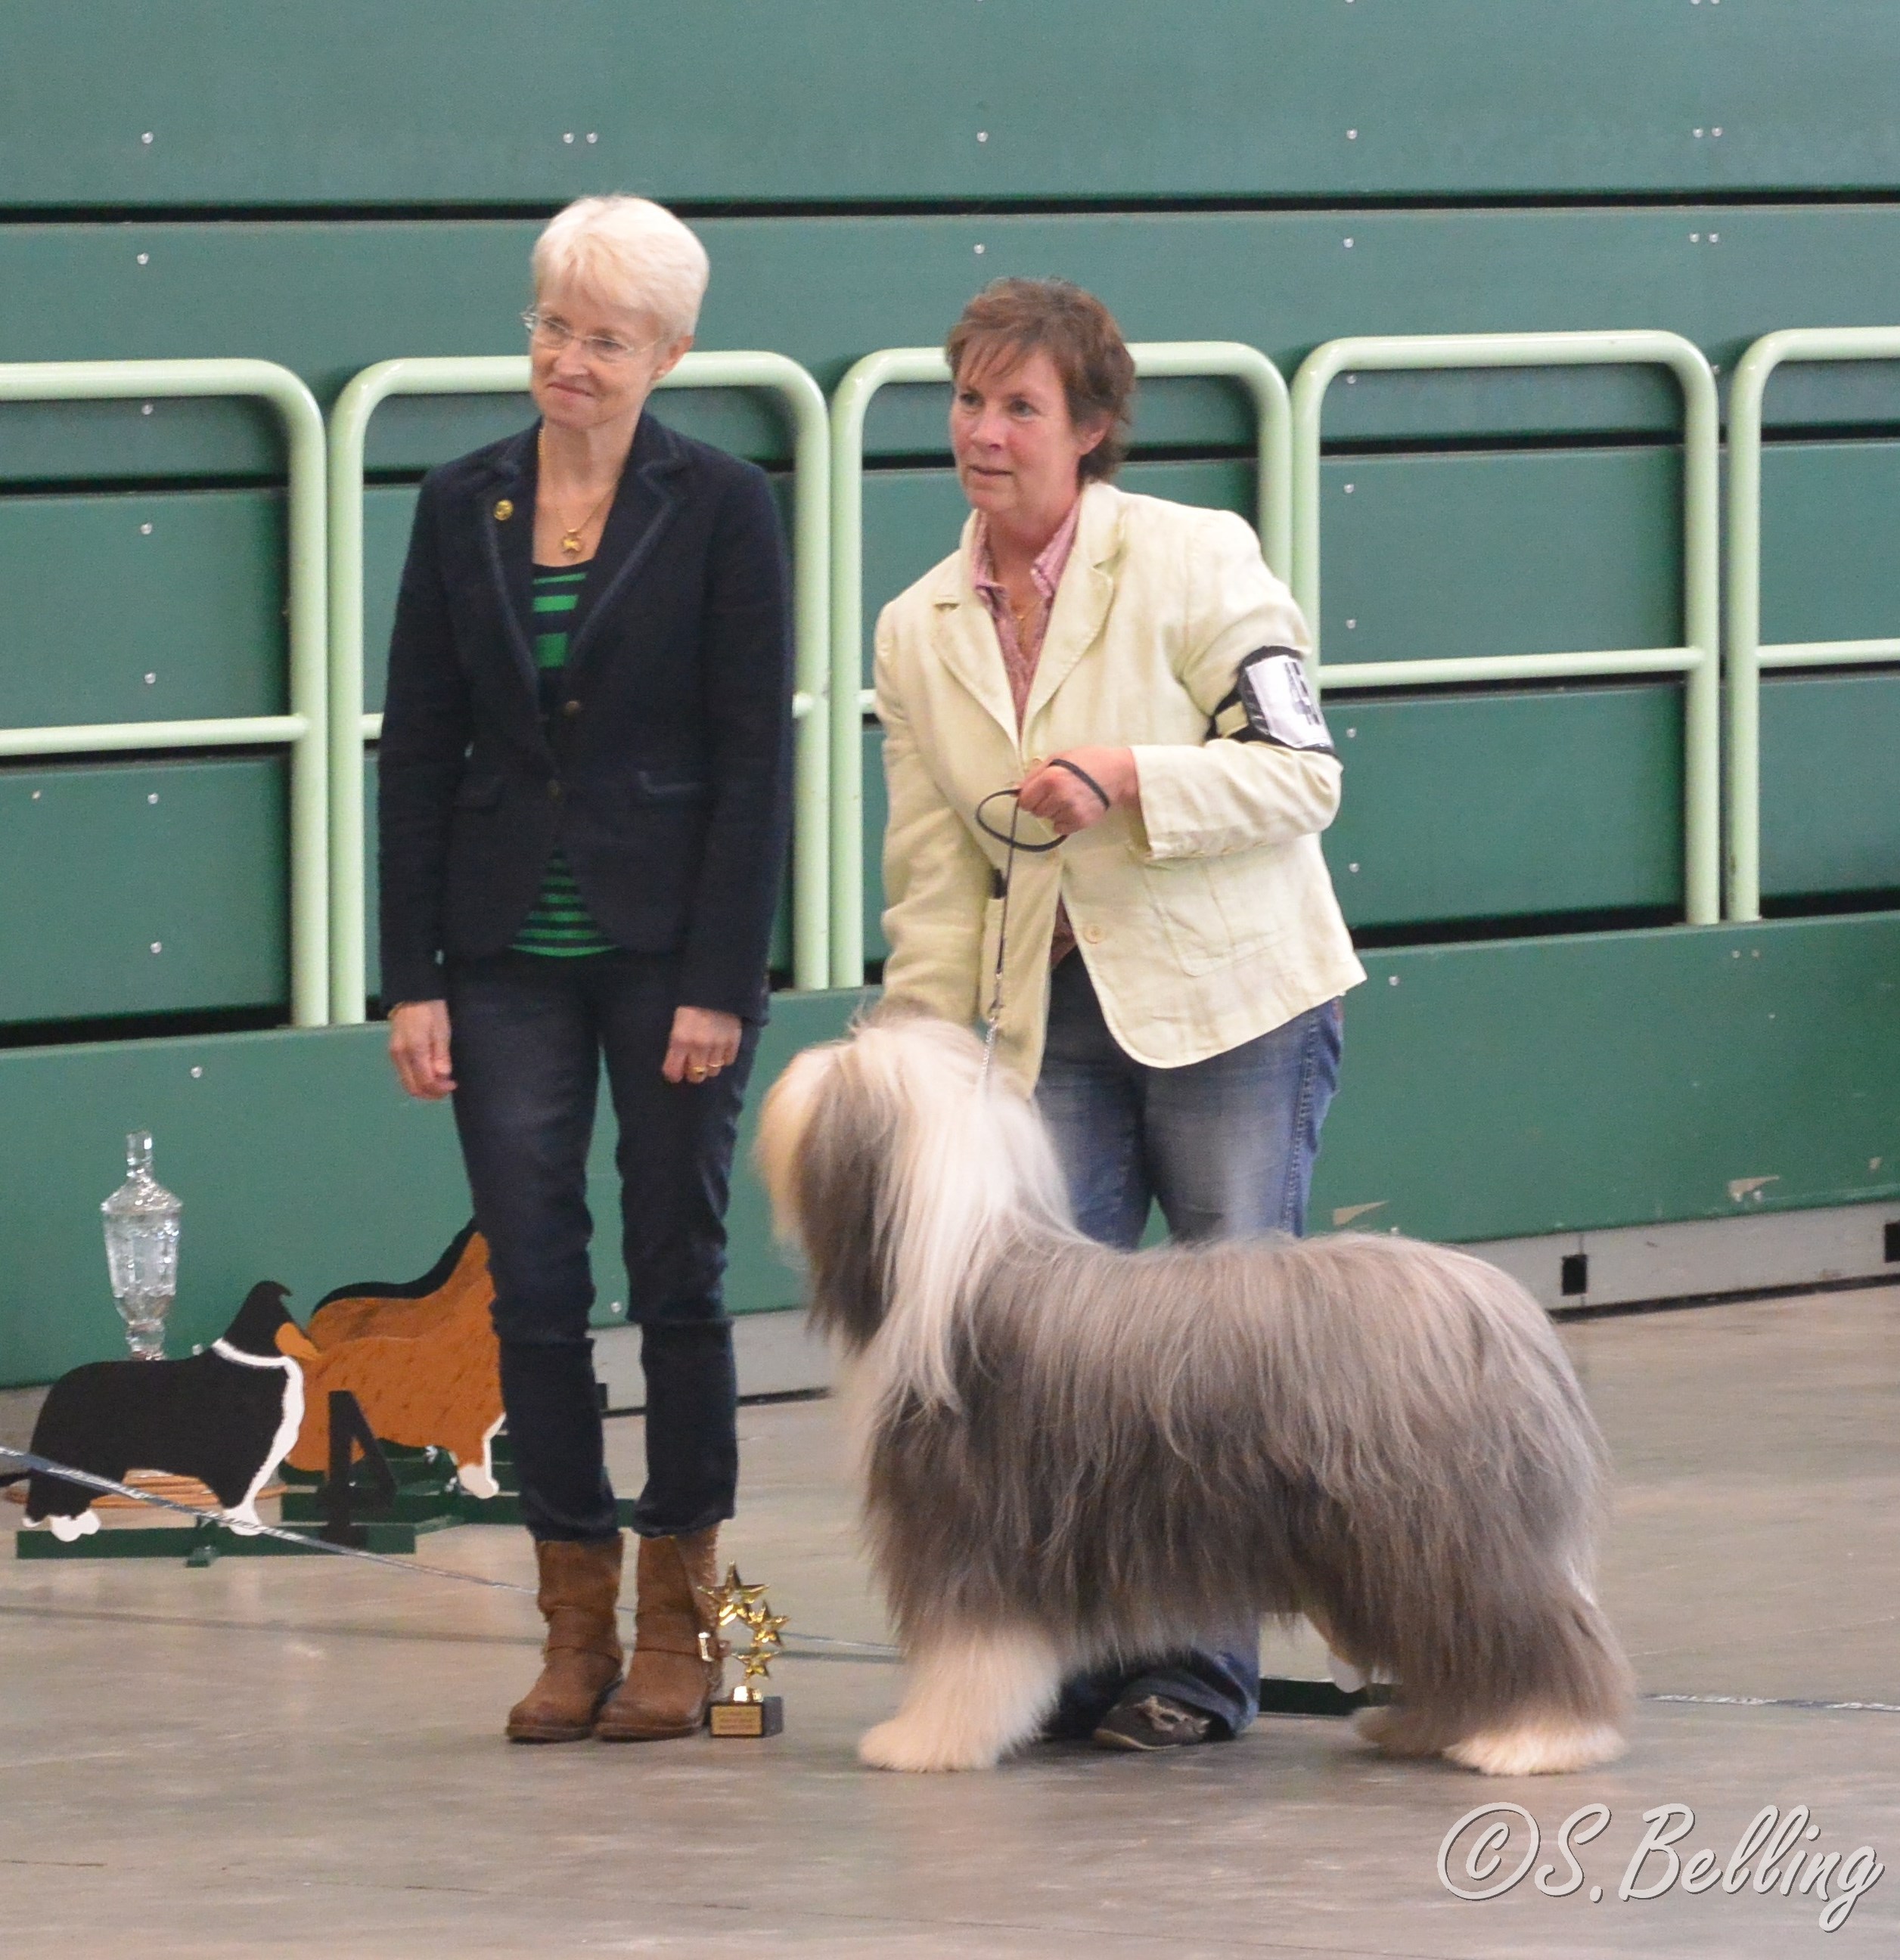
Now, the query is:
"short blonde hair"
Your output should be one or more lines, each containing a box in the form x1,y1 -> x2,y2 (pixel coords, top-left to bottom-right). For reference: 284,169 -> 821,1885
531,196 -> 709,344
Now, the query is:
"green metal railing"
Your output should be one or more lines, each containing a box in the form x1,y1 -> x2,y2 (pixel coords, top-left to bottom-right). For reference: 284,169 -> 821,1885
15,326 -> 1861,1037
828,341 -> 1292,985
1725,327 -> 1900,922
1291,331 -> 1721,926
0,359 -> 330,1024
326,352 -> 832,1022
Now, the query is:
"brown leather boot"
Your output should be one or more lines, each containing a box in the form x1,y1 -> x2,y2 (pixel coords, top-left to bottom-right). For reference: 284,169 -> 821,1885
594,1527 -> 725,1740
505,1537 -> 624,1743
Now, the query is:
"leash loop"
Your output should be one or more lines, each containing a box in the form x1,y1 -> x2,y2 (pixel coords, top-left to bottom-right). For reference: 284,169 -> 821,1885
971,761 -> 1113,1086
972,786 -> 1063,854
1043,754 -> 1113,811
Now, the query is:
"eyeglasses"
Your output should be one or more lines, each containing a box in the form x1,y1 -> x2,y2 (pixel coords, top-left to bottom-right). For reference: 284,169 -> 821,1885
522,309 -> 657,367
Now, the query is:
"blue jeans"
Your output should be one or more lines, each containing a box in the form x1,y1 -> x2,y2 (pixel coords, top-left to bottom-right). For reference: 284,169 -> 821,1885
1035,953 -> 1343,1738
446,951 -> 757,1544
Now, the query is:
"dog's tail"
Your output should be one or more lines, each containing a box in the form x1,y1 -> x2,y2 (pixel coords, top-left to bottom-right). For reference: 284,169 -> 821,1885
1273,1235 -> 1632,1766
1349,1561 -> 1632,1774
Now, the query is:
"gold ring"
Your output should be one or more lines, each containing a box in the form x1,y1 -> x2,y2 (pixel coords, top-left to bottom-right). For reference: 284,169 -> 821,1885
688,1064 -> 709,1081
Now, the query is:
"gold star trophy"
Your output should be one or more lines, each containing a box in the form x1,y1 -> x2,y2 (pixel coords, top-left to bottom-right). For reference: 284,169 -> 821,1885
706,1565 -> 788,1737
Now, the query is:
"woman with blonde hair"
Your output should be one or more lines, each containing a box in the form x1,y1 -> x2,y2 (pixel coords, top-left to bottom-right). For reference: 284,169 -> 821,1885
874,278 -> 1364,1748
379,196 -> 792,1744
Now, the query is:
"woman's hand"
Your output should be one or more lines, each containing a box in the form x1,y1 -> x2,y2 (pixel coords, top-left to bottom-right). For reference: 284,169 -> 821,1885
389,999 -> 455,1100
1016,746 -> 1140,836
664,1006 -> 743,1085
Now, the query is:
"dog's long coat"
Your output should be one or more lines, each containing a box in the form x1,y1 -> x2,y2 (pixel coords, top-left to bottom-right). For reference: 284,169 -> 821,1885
758,1015 -> 1631,1775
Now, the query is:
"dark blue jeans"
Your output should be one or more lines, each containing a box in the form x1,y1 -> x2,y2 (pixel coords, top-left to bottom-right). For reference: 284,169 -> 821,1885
1035,953 -> 1343,1738
446,951 -> 757,1544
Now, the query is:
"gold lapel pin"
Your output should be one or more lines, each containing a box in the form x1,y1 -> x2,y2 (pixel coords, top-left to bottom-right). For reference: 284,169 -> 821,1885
493,498 -> 514,523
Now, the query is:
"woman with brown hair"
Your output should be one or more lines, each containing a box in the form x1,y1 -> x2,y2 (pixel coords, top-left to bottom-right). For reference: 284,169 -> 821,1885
873,278 -> 1364,1748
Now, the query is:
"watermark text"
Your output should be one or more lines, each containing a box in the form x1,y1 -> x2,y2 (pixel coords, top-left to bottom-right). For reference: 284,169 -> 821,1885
1438,1802 -> 1883,1932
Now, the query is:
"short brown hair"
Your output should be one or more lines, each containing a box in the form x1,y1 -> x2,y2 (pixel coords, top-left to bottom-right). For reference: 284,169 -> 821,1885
945,278 -> 1135,482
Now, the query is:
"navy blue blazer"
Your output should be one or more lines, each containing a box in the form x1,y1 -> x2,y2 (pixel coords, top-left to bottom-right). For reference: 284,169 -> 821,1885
377,414 -> 793,1017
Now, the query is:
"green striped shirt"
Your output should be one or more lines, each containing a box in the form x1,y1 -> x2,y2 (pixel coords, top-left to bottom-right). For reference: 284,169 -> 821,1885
513,567 -> 615,958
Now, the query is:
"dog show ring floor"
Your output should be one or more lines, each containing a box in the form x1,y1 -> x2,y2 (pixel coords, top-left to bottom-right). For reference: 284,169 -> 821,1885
5,1286 -> 1900,1958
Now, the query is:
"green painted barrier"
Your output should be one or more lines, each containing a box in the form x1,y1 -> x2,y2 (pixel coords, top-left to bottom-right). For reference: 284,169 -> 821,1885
1293,330 -> 1721,926
0,359 -> 329,1024
1725,326 -> 1900,921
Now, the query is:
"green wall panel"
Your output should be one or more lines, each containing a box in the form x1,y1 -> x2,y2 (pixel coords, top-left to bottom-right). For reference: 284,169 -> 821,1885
1761,439 -> 1900,647
361,770 -> 380,1003
361,484 -> 418,718
862,726 -> 890,966
3,3 -> 1898,206
859,471 -> 979,692
0,489 -> 285,727
7,920 -> 1898,1388
1317,447 -> 1681,668
1310,914 -> 1900,1242
0,758 -> 286,1024
1324,686 -> 1684,928
0,989 -> 862,1388
1760,671 -> 1900,899
1738,439 -> 1900,907
10,206 -> 1900,479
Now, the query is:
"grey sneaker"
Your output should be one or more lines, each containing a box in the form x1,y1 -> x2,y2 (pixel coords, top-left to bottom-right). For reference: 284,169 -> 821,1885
1090,1692 -> 1217,1751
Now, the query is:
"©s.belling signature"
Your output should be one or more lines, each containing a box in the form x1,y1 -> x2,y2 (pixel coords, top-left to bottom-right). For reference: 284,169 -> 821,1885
1438,1801 -> 1883,1932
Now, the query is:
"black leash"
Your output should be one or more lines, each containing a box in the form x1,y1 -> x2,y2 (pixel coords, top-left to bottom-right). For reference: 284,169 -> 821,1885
1,1445 -> 536,1590
970,764 -> 1107,1087
0,1443 -> 894,1657
11,1450 -> 1897,1717
972,788 -> 1054,1084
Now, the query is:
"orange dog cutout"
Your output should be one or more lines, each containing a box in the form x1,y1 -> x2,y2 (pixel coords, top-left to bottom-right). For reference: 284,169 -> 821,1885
285,1223 -> 504,1499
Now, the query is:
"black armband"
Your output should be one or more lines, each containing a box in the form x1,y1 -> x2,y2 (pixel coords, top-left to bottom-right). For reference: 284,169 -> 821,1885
1209,647 -> 1334,755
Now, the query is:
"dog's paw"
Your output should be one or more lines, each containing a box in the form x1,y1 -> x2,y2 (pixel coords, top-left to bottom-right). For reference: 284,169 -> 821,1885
857,1718 -> 995,1773
456,1462 -> 501,1499
1444,1720 -> 1626,1777
222,1505 -> 263,1538
41,1509 -> 101,1543
1352,1704 -> 1442,1758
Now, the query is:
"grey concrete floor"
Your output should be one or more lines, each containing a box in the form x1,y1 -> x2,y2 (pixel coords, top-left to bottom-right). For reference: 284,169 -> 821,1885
5,1289 -> 1900,1957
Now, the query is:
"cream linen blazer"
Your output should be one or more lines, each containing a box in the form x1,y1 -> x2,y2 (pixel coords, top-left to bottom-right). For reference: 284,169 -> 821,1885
874,480 -> 1366,1088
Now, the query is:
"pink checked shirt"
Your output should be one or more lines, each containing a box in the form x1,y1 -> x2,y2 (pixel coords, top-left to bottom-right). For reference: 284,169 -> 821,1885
970,500 -> 1084,963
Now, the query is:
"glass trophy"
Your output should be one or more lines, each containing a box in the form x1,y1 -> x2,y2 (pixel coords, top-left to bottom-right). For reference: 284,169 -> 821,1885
101,1131 -> 181,1360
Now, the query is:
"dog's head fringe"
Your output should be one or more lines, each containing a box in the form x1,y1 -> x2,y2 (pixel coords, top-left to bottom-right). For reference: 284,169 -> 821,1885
757,1016 -> 1072,1413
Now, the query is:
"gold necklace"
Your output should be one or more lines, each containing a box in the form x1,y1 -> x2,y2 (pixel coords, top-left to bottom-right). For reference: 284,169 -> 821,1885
538,429 -> 619,557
